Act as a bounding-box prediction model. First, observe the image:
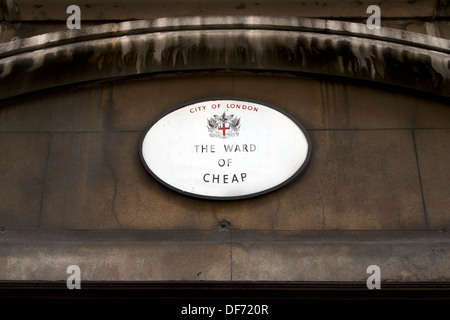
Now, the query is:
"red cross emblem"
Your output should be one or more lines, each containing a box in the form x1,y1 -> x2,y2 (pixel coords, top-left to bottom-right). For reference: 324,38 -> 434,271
219,123 -> 230,136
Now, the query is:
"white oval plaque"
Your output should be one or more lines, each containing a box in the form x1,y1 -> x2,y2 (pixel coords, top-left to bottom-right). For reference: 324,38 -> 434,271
139,99 -> 311,200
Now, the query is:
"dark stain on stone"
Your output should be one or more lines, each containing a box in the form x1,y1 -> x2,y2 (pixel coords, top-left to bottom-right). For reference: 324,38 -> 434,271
219,219 -> 231,230
436,0 -> 450,17
381,48 -> 442,94
5,0 -> 21,21
271,44 -> 295,66
236,3 -> 246,9
351,0 -> 363,6
335,39 -> 358,75
102,83 -> 115,131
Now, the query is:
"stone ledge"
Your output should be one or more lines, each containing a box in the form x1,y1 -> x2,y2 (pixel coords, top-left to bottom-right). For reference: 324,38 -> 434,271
232,230 -> 450,282
1,230 -> 448,282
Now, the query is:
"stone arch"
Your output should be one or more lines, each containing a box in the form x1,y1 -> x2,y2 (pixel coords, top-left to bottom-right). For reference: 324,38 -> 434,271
1,16 -> 449,100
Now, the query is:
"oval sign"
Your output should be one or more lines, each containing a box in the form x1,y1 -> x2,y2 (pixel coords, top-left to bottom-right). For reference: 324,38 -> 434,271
139,99 -> 311,200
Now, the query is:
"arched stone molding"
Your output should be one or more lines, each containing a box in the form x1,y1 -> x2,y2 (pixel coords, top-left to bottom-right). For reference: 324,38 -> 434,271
0,16 -> 449,100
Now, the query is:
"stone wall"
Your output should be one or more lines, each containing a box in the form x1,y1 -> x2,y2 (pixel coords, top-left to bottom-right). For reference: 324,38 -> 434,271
0,1 -> 449,287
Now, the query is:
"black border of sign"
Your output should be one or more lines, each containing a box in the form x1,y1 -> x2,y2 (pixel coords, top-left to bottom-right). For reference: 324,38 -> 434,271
138,97 -> 312,201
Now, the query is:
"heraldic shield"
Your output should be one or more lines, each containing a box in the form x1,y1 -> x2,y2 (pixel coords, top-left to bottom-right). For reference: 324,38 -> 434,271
207,112 -> 241,139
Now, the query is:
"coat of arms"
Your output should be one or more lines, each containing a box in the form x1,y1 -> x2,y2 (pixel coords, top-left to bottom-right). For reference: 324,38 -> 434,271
207,112 -> 241,139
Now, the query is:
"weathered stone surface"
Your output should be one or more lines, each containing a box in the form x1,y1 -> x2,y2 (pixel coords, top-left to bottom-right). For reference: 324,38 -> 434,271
40,132 -> 223,230
232,231 -> 450,281
0,85 -> 109,132
0,230 -> 231,281
414,129 -> 450,230
382,20 -> 449,39
437,20 -> 450,40
37,128 -> 426,231
0,23 -> 57,44
0,73 -> 446,233
0,133 -> 49,229
0,12 -> 449,284
436,0 -> 450,17
3,19 -> 449,46
1,17 -> 449,100
2,229 -> 448,282
1,75 -> 450,133
2,0 -> 439,21
241,130 -> 426,230
342,83 -> 450,129
110,76 -> 235,131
